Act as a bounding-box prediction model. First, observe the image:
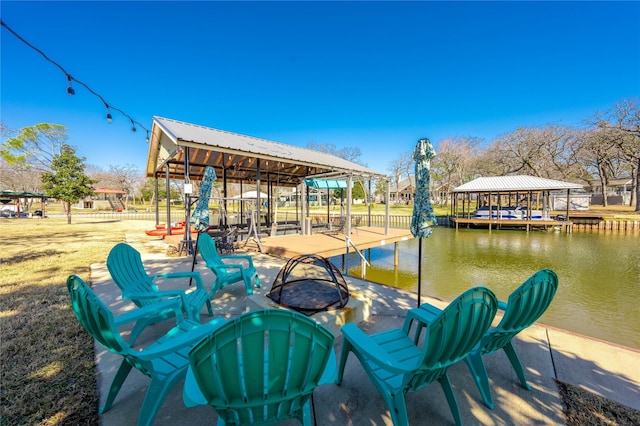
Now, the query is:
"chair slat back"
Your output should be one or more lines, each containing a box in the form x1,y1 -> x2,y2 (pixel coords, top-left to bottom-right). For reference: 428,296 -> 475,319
107,243 -> 159,307
198,233 -> 224,266
421,287 -> 498,370
66,275 -> 129,355
480,269 -> 558,354
189,309 -> 335,424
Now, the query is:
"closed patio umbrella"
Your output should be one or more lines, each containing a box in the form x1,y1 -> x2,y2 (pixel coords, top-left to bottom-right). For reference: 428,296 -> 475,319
190,166 -> 216,232
410,138 -> 437,307
190,166 -> 216,274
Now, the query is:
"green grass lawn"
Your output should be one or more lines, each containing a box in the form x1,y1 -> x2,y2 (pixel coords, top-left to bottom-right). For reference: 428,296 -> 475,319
0,218 -> 155,425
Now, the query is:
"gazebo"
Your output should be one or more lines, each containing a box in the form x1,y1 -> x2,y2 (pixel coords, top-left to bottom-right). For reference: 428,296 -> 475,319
0,190 -> 47,218
145,117 -> 393,246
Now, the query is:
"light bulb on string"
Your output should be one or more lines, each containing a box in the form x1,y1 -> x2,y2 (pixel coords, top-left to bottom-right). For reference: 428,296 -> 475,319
105,104 -> 113,123
3,20 -> 154,138
66,74 -> 75,95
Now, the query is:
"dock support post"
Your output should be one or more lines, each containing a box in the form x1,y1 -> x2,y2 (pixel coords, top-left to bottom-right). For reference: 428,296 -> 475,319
394,242 -> 399,267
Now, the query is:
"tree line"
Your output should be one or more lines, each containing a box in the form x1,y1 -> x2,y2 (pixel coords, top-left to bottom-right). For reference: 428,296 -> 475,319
0,126 -> 371,215
2,97 -> 638,217
386,97 -> 640,211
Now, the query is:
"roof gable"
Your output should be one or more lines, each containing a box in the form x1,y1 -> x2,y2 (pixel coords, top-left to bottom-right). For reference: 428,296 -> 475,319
147,117 -> 386,185
453,176 -> 584,192
390,176 -> 415,192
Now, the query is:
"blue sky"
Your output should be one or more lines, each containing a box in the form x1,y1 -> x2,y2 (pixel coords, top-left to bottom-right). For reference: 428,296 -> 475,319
2,1 -> 639,176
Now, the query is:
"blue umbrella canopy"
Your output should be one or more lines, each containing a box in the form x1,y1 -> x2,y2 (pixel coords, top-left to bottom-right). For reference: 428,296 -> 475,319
190,166 -> 216,232
410,138 -> 437,238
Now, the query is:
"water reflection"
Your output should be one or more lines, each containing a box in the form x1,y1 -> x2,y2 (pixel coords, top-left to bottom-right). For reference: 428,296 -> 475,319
331,228 -> 640,349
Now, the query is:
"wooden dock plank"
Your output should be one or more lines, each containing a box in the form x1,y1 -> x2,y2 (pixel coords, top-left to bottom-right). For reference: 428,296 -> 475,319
247,226 -> 413,259
450,217 -> 571,232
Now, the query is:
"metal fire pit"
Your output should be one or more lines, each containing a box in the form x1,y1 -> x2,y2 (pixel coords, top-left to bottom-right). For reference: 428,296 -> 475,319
267,254 -> 349,316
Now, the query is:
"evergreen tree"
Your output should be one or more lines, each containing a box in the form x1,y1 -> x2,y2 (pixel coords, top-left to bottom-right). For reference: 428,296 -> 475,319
41,144 -> 96,224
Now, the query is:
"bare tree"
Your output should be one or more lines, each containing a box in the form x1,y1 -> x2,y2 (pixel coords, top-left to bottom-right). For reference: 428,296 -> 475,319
431,137 -> 481,205
575,128 -> 624,207
594,97 -> 640,211
1,123 -> 64,195
481,127 -> 543,176
85,164 -> 110,185
481,125 -> 585,181
1,123 -> 68,172
306,141 -> 364,165
1,123 -> 73,211
103,164 -> 141,209
0,157 -> 42,192
387,151 -> 412,203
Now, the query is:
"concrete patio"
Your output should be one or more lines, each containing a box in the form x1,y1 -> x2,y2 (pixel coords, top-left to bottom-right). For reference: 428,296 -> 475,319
89,236 -> 640,425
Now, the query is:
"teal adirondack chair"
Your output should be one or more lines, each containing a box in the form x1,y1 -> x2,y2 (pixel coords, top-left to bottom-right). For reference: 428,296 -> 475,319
337,287 -> 498,426
183,309 -> 336,425
66,275 -> 226,426
197,232 -> 260,295
107,242 -> 213,344
463,268 -> 559,409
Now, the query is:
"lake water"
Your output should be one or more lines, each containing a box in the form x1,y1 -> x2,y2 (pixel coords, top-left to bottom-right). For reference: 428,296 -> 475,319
332,227 -> 640,350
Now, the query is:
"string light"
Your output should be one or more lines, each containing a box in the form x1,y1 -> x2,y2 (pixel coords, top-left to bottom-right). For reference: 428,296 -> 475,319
66,74 -> 75,95
1,19 -> 149,137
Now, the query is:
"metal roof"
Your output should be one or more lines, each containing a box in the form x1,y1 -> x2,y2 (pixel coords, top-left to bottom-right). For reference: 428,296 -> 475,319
93,187 -> 127,194
0,190 -> 47,199
389,176 -> 415,192
453,176 -> 584,193
146,117 -> 386,185
304,178 -> 349,189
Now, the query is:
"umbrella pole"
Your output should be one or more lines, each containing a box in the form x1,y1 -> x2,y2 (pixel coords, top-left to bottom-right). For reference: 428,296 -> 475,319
189,231 -> 202,286
418,237 -> 422,307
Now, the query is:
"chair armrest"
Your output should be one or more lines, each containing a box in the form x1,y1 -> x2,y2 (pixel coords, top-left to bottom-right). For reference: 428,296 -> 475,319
123,290 -> 191,317
220,255 -> 254,267
154,271 -> 200,280
137,317 -> 227,360
208,263 -> 244,273
402,306 -> 442,339
418,302 -> 443,320
404,306 -> 442,332
154,271 -> 207,292
113,298 -> 183,327
341,323 -> 411,375
123,289 -> 186,300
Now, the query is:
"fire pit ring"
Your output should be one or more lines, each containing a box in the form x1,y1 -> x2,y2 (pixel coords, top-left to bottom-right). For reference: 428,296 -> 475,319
267,254 -> 349,316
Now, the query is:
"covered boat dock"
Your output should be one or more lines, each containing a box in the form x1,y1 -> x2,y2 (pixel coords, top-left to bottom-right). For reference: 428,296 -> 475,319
450,176 -> 584,232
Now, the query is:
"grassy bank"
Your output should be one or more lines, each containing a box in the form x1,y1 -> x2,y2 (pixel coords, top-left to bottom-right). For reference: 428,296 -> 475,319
0,218 -> 154,425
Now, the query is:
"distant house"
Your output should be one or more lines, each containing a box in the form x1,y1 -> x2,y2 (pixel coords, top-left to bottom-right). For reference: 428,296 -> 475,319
77,187 -> 127,210
388,176 -> 416,204
587,177 -> 633,205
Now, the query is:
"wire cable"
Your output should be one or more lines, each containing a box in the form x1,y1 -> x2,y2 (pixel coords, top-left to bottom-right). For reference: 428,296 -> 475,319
1,19 -> 150,141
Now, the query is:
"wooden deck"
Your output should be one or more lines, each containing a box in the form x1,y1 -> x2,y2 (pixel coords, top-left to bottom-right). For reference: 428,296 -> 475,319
450,217 -> 572,232
242,226 -> 413,259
